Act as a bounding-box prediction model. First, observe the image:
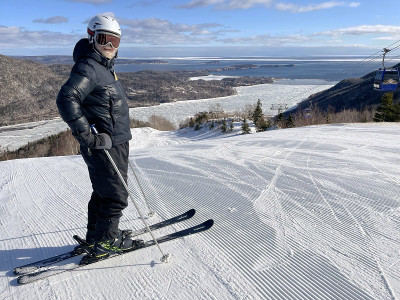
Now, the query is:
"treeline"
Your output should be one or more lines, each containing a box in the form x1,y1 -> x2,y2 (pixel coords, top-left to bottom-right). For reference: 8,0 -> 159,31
0,130 -> 80,162
179,100 -> 274,133
287,92 -> 397,128
179,94 -> 398,135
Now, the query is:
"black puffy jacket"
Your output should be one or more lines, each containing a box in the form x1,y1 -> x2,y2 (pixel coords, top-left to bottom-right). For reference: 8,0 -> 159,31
56,38 -> 132,147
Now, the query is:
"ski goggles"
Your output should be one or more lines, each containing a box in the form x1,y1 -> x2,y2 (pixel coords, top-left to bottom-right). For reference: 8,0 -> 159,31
94,31 -> 120,48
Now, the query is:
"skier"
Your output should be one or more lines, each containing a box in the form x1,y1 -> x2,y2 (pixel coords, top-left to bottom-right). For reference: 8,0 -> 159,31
56,14 -> 139,260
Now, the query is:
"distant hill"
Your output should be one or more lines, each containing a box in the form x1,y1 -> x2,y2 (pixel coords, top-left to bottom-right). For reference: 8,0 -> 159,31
14,55 -> 168,65
0,55 -> 67,126
0,54 -> 272,126
292,65 -> 400,115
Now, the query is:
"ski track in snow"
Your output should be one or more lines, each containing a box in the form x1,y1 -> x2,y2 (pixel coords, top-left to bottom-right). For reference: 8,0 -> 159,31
1,123 -> 400,299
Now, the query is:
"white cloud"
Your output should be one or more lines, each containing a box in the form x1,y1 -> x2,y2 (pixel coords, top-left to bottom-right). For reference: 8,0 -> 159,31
0,26 -> 80,48
0,17 -> 234,50
0,21 -> 397,52
374,36 -> 399,41
179,0 -> 360,12
217,33 -> 315,46
118,18 -> 226,45
220,0 -> 273,9
275,1 -> 360,13
33,16 -> 69,24
178,0 -> 225,9
317,25 -> 400,37
216,24 -> 400,47
180,0 -> 274,9
349,2 -> 360,7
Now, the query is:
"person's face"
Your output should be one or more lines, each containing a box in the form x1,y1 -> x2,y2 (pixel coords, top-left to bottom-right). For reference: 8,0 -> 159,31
94,31 -> 120,60
94,42 -> 118,60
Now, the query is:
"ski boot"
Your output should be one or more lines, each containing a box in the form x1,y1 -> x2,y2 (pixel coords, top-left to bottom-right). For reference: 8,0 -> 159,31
80,231 -> 144,265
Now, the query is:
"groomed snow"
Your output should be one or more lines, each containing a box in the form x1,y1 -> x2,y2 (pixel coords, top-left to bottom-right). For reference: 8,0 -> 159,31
1,123 -> 400,299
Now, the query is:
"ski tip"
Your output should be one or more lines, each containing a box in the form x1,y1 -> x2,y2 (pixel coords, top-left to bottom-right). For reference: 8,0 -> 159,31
204,219 -> 214,228
13,267 -> 33,276
188,208 -> 196,216
17,276 -> 27,285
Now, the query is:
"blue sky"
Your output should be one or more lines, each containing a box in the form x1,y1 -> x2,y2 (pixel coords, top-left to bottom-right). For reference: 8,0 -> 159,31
1,0 -> 400,57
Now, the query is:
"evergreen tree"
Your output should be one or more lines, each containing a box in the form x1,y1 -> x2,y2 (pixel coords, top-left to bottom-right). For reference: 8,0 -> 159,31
221,119 -> 227,133
195,119 -> 202,130
209,120 -> 215,130
256,115 -> 268,131
229,120 -> 234,131
275,113 -> 284,127
374,92 -> 399,122
396,103 -> 400,121
241,118 -> 251,134
252,99 -> 263,125
285,114 -> 295,128
189,117 -> 195,128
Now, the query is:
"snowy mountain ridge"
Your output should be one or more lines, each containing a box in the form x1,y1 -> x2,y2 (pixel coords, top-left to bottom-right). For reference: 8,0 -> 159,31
1,123 -> 400,299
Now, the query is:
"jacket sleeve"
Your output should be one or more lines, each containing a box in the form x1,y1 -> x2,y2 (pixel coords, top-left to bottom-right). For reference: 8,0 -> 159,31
56,62 -> 97,147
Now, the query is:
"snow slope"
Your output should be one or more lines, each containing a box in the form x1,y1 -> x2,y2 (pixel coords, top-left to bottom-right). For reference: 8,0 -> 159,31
0,118 -> 68,152
0,81 -> 333,152
1,123 -> 400,299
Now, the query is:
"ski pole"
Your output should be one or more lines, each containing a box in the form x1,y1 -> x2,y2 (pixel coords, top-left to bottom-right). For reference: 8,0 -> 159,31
90,125 -> 170,263
128,160 -> 156,218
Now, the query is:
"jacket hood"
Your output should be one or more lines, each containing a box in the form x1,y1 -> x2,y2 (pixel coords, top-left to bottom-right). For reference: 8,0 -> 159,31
73,38 -> 114,69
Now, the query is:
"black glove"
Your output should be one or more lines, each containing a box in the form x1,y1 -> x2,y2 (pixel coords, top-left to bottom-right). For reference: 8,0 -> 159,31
91,133 -> 112,150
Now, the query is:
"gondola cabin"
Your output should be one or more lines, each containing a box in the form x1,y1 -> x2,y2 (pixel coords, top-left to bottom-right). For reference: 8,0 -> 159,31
374,68 -> 399,92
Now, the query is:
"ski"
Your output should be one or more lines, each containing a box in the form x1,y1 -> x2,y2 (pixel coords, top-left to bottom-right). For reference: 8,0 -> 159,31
17,219 -> 213,285
13,209 -> 196,276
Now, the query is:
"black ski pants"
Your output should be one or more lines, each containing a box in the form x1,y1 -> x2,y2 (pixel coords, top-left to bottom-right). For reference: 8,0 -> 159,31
80,142 -> 129,242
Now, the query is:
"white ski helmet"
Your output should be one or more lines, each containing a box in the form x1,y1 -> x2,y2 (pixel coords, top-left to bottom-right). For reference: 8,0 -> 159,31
87,14 -> 121,43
